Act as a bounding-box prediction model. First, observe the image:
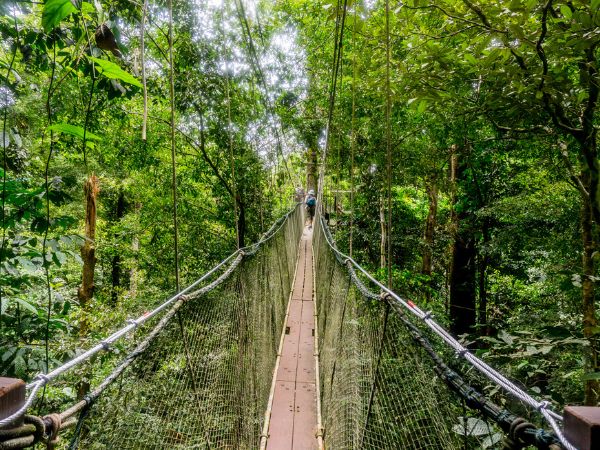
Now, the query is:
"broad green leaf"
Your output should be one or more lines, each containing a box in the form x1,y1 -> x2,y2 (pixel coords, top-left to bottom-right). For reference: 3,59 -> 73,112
2,347 -> 17,362
482,433 -> 502,449
42,0 -> 77,32
582,372 -> 600,381
560,5 -> 572,19
14,297 -> 38,315
87,56 -> 142,88
81,2 -> 95,14
464,53 -> 477,65
48,123 -> 102,141
498,329 -> 514,345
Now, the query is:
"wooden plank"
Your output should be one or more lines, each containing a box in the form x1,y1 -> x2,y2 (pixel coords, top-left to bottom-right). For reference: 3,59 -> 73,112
267,381 -> 295,450
288,300 -> 303,329
301,301 -> 315,328
297,303 -> 315,383
292,382 -> 318,450
278,335 -> 299,382
267,224 -> 319,450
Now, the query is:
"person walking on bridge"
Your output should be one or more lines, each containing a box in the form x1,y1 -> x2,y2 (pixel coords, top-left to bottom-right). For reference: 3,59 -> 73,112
305,189 -> 316,228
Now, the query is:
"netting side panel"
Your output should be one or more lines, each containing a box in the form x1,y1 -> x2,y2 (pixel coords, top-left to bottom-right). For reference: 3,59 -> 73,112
71,207 -> 303,449
360,310 -> 459,449
314,223 -> 460,450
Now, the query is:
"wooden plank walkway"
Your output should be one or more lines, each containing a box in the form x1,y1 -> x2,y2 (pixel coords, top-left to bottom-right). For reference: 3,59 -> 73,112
265,226 -> 320,450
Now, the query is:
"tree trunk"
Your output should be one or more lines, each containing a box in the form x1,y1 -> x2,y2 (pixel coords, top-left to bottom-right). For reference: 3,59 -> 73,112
306,146 -> 317,191
581,170 -> 600,405
478,221 -> 490,336
111,190 -> 126,305
380,197 -> 387,270
450,230 -> 477,336
447,146 -> 458,315
449,149 -> 477,335
237,195 -> 246,249
77,174 -> 99,399
129,202 -> 141,299
422,175 -> 437,277
78,174 -> 99,337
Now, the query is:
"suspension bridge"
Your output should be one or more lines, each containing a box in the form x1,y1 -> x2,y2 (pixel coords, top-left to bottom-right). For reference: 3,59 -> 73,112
0,205 -> 596,449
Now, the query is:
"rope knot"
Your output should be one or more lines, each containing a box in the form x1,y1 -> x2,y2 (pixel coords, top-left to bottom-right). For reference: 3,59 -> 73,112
34,373 -> 50,385
537,400 -> 550,411
42,413 -> 61,449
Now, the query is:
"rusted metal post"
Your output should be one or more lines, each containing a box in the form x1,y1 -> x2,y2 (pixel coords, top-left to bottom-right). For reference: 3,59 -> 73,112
0,377 -> 25,423
564,406 -> 600,450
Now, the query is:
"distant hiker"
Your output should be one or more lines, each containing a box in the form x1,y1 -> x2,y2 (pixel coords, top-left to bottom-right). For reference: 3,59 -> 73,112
305,189 -> 316,227
294,186 -> 305,203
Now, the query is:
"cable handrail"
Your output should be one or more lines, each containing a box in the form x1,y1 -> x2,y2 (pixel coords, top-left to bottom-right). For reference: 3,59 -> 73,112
0,203 -> 300,428
316,214 -> 576,450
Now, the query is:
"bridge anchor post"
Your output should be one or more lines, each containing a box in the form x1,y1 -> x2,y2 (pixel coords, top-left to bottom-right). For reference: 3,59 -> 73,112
0,377 -> 26,425
564,406 -> 600,450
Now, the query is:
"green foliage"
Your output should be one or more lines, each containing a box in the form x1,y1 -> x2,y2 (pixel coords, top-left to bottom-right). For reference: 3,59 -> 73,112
87,56 -> 142,88
42,0 -> 77,32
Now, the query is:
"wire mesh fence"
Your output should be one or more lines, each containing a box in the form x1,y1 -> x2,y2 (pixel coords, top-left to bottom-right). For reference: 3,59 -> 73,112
63,206 -> 304,449
313,218 -> 463,449
311,215 -> 564,450
4,204 -> 565,449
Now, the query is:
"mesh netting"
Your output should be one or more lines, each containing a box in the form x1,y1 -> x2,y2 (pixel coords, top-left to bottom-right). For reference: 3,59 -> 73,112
313,217 -> 464,450
65,207 -> 304,449
24,204 -> 561,449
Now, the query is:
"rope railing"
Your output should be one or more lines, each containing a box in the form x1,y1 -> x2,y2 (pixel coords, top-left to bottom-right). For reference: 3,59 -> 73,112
0,204 -> 300,430
316,213 -> 576,450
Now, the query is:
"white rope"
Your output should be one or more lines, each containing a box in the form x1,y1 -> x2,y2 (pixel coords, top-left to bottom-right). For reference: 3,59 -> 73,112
317,216 -> 577,450
0,204 -> 299,428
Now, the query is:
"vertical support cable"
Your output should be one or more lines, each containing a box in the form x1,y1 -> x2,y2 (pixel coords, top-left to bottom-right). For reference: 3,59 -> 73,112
167,4 -> 200,438
1,11 -> 19,329
141,0 -> 148,141
360,302 -> 390,448
40,40 -> 57,407
317,0 -> 348,210
168,0 -> 179,291
226,65 -> 240,249
384,0 -> 392,289
349,4 -> 357,258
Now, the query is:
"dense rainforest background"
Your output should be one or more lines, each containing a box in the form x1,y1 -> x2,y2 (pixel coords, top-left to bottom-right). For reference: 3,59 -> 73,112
1,0 -> 599,433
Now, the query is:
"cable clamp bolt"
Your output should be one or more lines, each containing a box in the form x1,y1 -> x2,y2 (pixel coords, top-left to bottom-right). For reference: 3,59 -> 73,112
455,349 -> 468,358
100,340 -> 110,350
127,318 -> 140,328
423,310 -> 434,320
